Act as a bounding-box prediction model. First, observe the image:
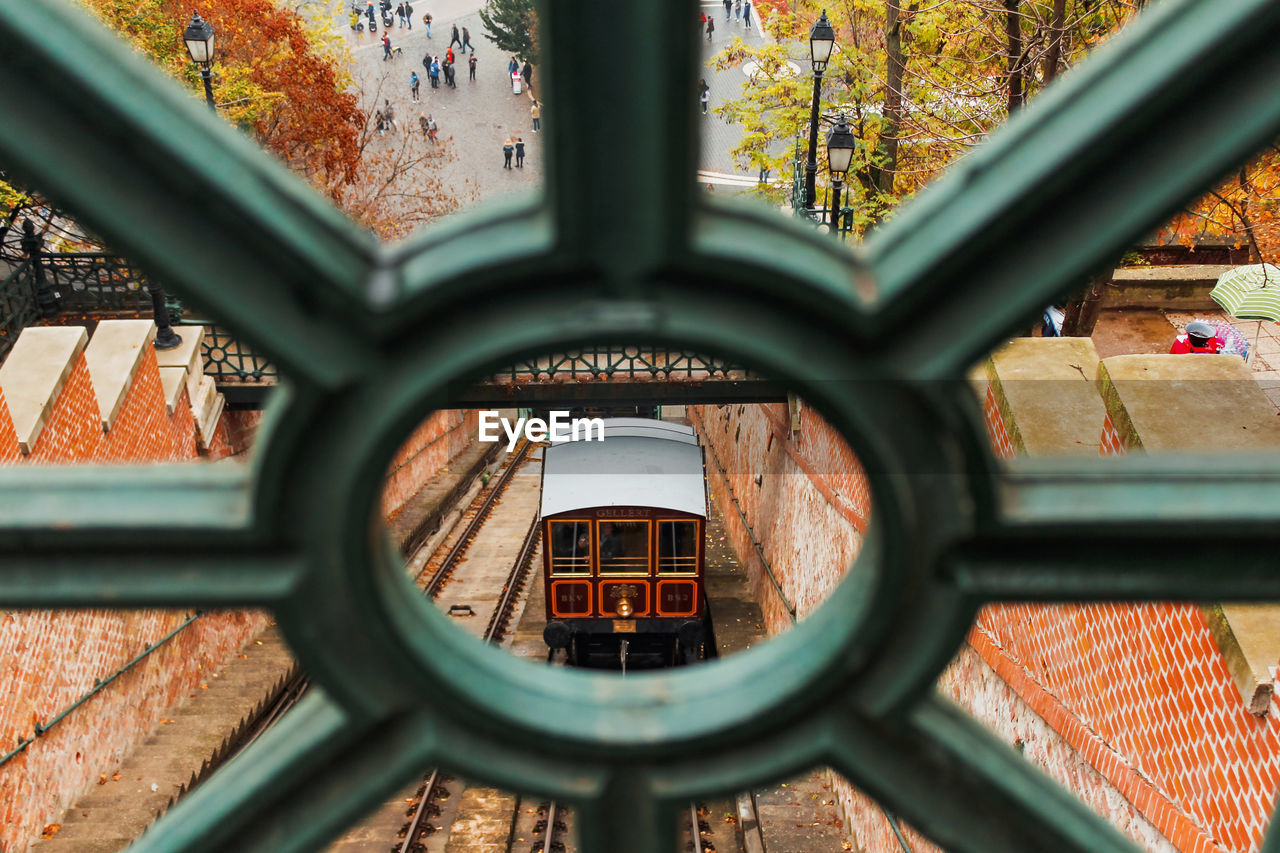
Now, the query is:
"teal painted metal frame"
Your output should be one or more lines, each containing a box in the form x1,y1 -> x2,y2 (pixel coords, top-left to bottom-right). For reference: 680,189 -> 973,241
2,1 -> 1280,851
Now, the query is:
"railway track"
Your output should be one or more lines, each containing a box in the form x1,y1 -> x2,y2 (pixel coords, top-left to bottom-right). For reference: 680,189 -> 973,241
417,439 -> 533,598
397,443 -> 544,852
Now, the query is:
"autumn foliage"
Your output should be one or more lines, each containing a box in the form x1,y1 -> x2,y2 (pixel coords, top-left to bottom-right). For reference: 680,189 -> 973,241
83,0 -> 363,199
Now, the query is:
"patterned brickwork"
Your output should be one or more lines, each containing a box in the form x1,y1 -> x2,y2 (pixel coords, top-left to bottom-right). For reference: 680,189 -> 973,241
1100,412 -> 1128,456
975,603 -> 1280,852
0,608 -> 272,852
689,403 -> 866,634
0,388 -> 18,464
983,384 -> 1017,460
381,409 -> 479,519
7,346 -> 200,464
0,330 -> 264,851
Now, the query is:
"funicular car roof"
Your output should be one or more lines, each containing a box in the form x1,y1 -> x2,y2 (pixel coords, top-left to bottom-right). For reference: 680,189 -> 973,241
540,419 -> 706,518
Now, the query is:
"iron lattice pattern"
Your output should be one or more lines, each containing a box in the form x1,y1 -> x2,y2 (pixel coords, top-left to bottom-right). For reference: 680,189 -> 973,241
3,2 -> 1280,852
490,347 -> 752,381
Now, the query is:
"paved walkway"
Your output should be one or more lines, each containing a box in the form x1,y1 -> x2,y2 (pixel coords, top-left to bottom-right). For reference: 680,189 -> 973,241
342,2 -> 544,213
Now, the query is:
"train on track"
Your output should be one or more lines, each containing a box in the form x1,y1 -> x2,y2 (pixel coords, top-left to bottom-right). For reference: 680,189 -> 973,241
540,418 -> 711,668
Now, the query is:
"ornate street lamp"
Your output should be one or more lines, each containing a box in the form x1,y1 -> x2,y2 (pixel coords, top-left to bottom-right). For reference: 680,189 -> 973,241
803,10 -> 836,213
826,113 -> 856,239
183,11 -> 216,111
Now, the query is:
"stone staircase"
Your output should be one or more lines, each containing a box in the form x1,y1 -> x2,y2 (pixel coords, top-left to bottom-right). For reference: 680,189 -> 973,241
32,629 -> 296,852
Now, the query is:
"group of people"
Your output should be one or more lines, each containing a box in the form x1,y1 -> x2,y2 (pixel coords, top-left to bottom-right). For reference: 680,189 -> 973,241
701,0 -> 752,39
420,47 -> 475,89
392,1 -> 415,27
502,136 -> 526,169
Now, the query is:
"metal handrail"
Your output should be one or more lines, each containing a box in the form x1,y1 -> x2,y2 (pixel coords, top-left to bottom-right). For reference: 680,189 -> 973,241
0,611 -> 202,768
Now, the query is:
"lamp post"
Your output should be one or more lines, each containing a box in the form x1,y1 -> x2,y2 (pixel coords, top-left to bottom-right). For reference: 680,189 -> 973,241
183,11 -> 216,111
826,113 -> 855,239
803,10 -> 835,214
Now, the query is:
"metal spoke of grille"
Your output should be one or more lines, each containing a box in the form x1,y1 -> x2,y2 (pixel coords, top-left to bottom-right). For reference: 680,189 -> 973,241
1,0 -> 1280,851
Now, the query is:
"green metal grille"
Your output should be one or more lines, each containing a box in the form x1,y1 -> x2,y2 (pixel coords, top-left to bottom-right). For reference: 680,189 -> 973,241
3,2 -> 1280,852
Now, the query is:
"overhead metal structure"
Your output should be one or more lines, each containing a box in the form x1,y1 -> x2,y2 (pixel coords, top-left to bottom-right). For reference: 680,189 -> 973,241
2,1 -> 1280,851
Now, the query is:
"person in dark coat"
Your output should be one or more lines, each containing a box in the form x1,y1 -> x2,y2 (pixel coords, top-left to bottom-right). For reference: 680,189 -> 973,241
444,59 -> 456,88
514,137 -> 525,168
502,138 -> 514,169
521,61 -> 534,92
449,23 -> 462,49
706,16 -> 714,40
469,53 -> 478,81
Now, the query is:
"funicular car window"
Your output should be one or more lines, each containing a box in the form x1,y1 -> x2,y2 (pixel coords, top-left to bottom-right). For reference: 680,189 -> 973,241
597,520 -> 650,575
549,520 -> 591,575
656,520 -> 698,575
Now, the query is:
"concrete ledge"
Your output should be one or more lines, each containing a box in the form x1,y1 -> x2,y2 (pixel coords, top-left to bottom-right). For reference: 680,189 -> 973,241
987,338 -> 1105,456
84,320 -> 155,431
154,325 -> 204,402
389,440 -> 501,555
0,326 -> 90,454
1097,354 -> 1280,452
1103,265 -> 1234,310
1204,604 -> 1280,715
158,367 -> 186,415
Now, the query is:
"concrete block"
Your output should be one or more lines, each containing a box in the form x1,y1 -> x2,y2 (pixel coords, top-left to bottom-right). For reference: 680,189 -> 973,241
154,324 -> 205,402
0,326 -> 89,454
987,338 -> 1105,456
1104,265 -> 1234,310
84,320 -> 155,431
1097,354 -> 1280,452
158,367 -> 186,415
1204,604 -> 1280,715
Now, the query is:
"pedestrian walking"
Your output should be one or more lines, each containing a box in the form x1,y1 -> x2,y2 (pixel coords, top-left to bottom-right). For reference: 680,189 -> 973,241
469,53 -> 478,81
723,0 -> 731,20
419,113 -> 430,139
404,1 -> 412,28
521,60 -> 534,92
426,115 -> 438,144
530,100 -> 540,131
382,32 -> 392,60
423,11 -> 432,36
699,79 -> 709,115
508,56 -> 519,78
743,1 -> 752,29
706,17 -> 714,40
461,26 -> 473,53
375,109 -> 386,135
444,59 -> 456,88
396,2 -> 405,27
514,136 -> 525,168
734,0 -> 741,20
449,23 -> 461,50
429,57 -> 440,87
502,137 -> 514,169
410,70 -> 420,101
383,99 -> 397,131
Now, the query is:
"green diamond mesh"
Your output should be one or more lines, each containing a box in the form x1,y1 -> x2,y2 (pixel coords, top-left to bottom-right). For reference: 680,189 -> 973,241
3,1 -> 1280,852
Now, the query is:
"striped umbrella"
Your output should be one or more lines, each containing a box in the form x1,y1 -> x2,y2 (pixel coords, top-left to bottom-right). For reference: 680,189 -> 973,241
1210,264 -> 1280,321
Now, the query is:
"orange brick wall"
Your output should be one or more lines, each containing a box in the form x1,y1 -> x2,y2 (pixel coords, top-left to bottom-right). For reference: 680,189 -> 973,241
690,402 -> 867,633
381,409 -> 479,519
971,364 -> 1276,851
972,604 -> 1279,852
1100,412 -> 1127,456
0,337 -> 269,851
0,608 -> 272,851
0,388 -> 18,464
14,347 -> 199,464
984,384 -> 1017,460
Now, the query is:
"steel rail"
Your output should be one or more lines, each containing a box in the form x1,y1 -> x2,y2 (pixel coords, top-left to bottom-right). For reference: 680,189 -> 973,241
397,769 -> 441,853
420,439 -> 531,598
689,803 -> 704,853
541,801 -> 558,853
404,443 -> 541,852
483,510 -> 542,644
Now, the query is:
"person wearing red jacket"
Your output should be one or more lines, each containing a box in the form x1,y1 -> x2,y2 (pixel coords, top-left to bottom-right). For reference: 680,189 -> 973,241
1170,320 -> 1223,354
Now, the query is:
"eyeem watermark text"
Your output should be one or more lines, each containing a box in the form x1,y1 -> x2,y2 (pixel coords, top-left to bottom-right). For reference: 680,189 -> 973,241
479,411 -> 605,451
